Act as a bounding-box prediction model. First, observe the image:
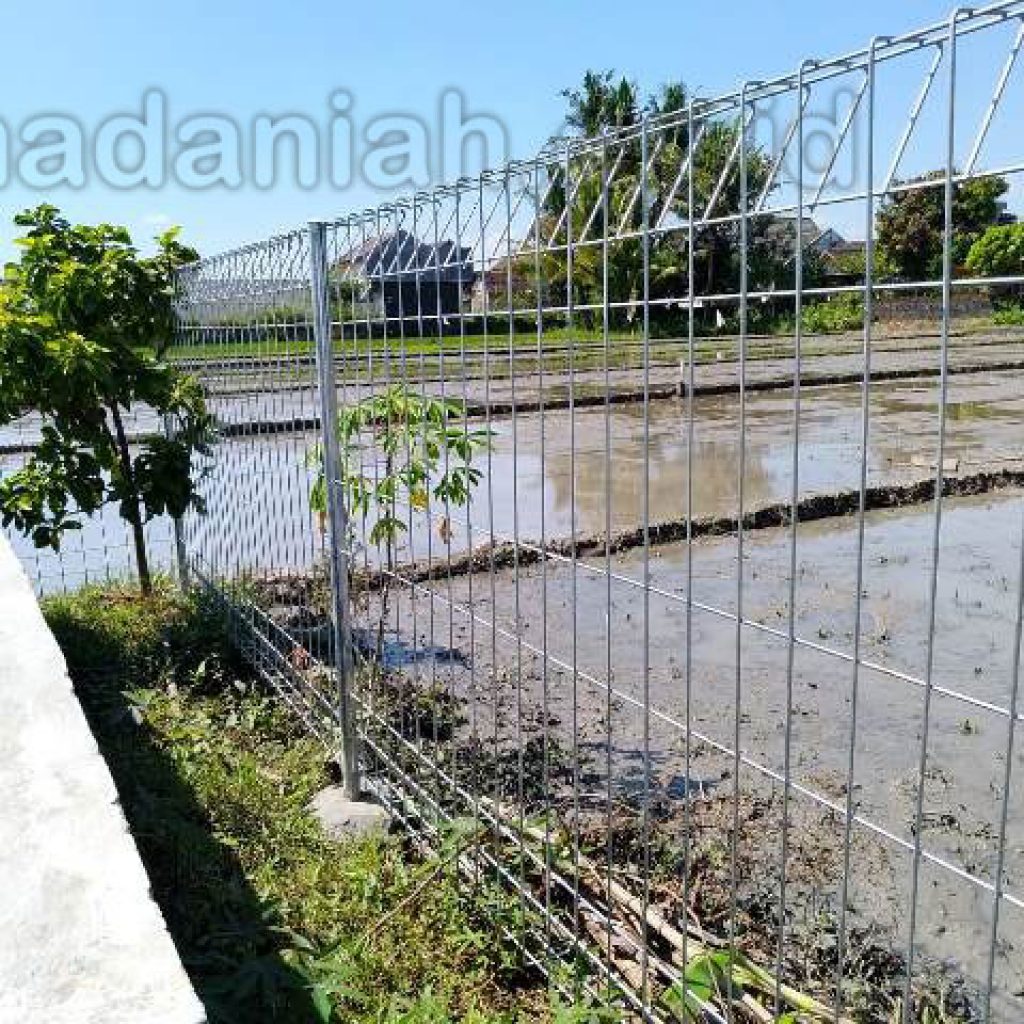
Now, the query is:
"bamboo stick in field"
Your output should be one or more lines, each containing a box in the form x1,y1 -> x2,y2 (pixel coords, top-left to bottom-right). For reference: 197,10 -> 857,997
475,795 -> 848,1023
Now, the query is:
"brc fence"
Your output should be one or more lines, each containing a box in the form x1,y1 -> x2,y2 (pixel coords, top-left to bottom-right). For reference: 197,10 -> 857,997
11,2 -> 1024,1020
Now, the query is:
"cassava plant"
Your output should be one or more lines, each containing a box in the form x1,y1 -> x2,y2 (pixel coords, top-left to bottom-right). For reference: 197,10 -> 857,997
311,384 -> 492,572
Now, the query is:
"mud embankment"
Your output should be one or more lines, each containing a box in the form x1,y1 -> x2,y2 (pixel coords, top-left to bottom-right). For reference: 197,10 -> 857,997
210,355 -> 1024,441
351,468 -> 1024,590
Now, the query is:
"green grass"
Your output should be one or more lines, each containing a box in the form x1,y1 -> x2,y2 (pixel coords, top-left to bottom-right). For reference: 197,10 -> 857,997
164,309 -> 1023,366
42,581 -> 613,1024
164,326 -> 644,363
166,336 -> 315,361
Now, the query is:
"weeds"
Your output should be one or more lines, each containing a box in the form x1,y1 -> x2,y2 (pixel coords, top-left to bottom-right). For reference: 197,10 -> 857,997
42,580 -> 569,1023
991,302 -> 1024,326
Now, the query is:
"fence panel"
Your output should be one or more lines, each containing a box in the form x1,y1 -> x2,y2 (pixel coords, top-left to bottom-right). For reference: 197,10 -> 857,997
171,230 -> 350,743
167,4 -> 1024,1020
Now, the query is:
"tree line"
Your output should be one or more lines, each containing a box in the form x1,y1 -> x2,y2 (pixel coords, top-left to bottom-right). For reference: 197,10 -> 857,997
488,71 -> 1022,334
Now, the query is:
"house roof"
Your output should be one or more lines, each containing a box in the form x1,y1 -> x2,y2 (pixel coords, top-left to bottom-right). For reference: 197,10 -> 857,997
761,215 -> 824,249
336,230 -> 476,285
824,239 -> 866,256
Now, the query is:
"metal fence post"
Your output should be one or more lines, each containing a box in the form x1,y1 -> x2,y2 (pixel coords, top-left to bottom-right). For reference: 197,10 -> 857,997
309,220 -> 361,799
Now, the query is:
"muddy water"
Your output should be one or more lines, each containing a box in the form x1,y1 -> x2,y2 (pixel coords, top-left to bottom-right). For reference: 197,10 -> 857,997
13,368 -> 1021,590
366,369 -> 1024,562
373,491 -> 1024,1014
8,365 -> 1024,601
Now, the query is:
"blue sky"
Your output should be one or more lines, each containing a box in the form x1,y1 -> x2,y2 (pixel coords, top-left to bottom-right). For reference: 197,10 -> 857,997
0,0 -> 1019,263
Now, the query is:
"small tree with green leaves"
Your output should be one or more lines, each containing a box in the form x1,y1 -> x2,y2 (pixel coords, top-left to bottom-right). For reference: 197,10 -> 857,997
877,171 -> 1009,280
312,385 -> 491,569
0,205 -> 210,595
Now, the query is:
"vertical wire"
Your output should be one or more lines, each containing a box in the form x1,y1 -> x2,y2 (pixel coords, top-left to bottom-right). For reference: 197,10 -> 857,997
441,194 -> 461,815
444,190 -> 462,815
276,249 -> 302,592
601,129 -> 616,993
244,248 -> 262,601
727,83 -> 754,1009
380,207 -> 399,778
315,233 -> 331,607
475,174 -> 499,880
903,14 -> 960,1019
358,215 -> 377,689
835,41 -> 878,1019
638,115 -> 654,1010
775,65 -> 809,1015
232,249 -> 247,597
681,96 -> 696,995
563,143 -> 582,975
479,174 -> 502,901
505,166 -> 529,954
530,157 -> 557,958
382,209 -> 400,734
982,506 -> 1024,1021
428,195 -> 445,809
371,207 -> 389,740
409,201 -> 430,775
454,181 -> 481,890
390,207 -> 416,787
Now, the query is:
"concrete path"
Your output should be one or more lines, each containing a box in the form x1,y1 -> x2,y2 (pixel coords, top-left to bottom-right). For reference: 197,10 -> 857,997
0,536 -> 205,1024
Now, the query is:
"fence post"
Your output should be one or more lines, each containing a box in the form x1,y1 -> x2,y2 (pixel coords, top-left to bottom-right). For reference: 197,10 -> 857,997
162,413 -> 190,591
309,220 -> 361,799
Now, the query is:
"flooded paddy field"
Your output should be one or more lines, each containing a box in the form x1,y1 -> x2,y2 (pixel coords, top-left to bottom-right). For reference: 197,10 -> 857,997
179,367 -> 1024,575
6,321 -> 1022,1013
13,365 -> 1022,594
188,328 -> 1024,426
367,490 -> 1024,1018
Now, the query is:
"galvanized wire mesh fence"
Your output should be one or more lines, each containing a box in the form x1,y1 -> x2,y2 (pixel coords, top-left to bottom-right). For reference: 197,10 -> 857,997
9,2 -> 1024,1019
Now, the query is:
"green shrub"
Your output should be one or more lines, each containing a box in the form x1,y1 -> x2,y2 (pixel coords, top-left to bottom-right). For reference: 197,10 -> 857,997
800,294 -> 865,333
991,303 -> 1024,326
965,222 -> 1024,278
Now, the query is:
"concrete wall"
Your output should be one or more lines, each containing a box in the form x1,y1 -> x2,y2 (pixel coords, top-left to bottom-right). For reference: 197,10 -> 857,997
0,536 -> 206,1024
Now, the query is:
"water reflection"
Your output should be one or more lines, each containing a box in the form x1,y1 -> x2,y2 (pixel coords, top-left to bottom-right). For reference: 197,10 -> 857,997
7,371 -> 1024,588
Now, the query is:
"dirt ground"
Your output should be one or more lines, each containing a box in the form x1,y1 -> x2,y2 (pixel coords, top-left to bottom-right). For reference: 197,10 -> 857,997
361,490 -> 1024,1019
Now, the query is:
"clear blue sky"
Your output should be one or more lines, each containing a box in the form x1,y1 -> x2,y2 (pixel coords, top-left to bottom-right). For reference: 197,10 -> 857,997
0,0 -> 1019,263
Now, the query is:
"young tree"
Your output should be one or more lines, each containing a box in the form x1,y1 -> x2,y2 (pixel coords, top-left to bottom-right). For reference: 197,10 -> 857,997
877,171 -> 1009,280
545,72 -> 778,326
311,385 -> 491,569
0,205 -> 210,595
309,385 -> 491,657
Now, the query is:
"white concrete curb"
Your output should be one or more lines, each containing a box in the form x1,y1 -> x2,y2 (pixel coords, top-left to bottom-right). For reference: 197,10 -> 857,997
0,537 -> 206,1024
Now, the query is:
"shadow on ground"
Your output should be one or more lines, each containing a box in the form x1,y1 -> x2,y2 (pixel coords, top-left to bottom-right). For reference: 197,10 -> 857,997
50,603 -> 322,1024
